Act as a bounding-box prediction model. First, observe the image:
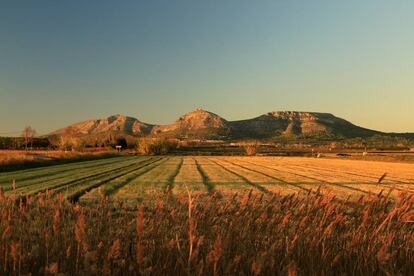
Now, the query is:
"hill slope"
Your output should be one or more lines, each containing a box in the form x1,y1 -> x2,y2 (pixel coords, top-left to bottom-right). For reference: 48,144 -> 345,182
51,114 -> 153,137
229,111 -> 380,139
50,109 -> 404,141
151,108 -> 230,139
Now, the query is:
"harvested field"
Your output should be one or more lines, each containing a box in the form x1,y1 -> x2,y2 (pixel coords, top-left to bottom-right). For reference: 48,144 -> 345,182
0,155 -> 413,275
0,149 -> 119,171
4,155 -> 412,210
1,156 -> 413,201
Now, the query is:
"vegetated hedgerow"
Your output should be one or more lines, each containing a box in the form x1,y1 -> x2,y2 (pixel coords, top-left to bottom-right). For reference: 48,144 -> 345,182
242,142 -> 258,156
136,138 -> 177,155
0,189 -> 413,275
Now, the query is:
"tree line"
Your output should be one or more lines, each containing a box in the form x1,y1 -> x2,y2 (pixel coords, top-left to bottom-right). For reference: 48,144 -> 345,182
1,126 -> 413,152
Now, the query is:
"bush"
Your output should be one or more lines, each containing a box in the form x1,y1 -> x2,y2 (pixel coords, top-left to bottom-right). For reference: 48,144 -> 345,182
136,138 -> 176,155
242,142 -> 258,156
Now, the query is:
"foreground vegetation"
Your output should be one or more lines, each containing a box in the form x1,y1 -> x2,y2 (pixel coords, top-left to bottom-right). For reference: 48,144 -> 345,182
0,189 -> 412,275
0,156 -> 413,274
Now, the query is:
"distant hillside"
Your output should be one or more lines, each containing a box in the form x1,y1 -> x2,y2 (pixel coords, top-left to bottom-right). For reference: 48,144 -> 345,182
229,111 -> 381,139
51,114 -> 153,137
151,109 -> 230,139
49,109 -> 412,142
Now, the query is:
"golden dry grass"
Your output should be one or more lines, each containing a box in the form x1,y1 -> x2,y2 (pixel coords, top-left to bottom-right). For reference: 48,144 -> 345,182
1,156 -> 413,274
0,189 -> 413,275
0,153 -> 414,275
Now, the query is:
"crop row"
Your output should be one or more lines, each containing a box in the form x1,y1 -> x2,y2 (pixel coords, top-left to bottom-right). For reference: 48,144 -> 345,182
1,156 -> 413,203
4,157 -> 152,198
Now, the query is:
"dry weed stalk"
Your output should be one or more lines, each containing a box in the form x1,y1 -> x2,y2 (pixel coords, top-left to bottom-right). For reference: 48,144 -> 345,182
0,189 -> 412,274
186,186 -> 195,265
136,205 -> 143,266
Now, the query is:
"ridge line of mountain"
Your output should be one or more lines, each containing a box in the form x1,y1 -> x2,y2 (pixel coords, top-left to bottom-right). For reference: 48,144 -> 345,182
49,108 -> 414,140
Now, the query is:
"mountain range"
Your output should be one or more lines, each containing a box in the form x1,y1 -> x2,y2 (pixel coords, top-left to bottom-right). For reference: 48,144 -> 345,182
50,108 -> 412,141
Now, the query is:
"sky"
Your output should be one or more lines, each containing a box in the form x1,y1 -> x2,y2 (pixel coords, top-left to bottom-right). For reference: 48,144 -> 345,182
1,1 -> 414,135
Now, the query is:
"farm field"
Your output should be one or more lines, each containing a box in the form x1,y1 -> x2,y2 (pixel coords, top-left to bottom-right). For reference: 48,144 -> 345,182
1,156 -> 413,202
0,155 -> 413,274
0,149 -> 119,171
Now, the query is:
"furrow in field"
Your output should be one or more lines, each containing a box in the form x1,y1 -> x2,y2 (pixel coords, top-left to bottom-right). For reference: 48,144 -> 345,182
100,157 -> 169,196
166,158 -> 183,192
245,158 -> 413,198
11,157 -> 153,197
238,157 -> 414,196
193,158 -> 217,195
211,158 -> 278,183
196,157 -> 269,197
108,158 -> 182,198
216,158 -> 367,208
285,164 -> 414,194
0,157 -> 133,185
231,158 -> 317,183
173,157 -> 206,194
9,157 -> 147,194
287,158 -> 414,182
1,157 -> 141,191
70,157 -> 168,202
330,183 -> 413,198
130,158 -> 180,186
217,158 -> 311,195
274,158 -> 413,184
0,156 -> 128,183
226,158 -> 380,200
208,158 -> 270,194
235,158 -> 369,197
254,156 -> 414,193
288,163 -> 388,182
109,158 -> 190,202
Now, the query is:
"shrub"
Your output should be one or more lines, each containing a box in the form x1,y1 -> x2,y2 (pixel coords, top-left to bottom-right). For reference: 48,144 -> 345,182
136,138 -> 176,155
242,142 -> 258,156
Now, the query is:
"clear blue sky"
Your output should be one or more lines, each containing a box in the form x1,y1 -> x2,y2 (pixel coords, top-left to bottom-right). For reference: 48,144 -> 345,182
1,1 -> 413,135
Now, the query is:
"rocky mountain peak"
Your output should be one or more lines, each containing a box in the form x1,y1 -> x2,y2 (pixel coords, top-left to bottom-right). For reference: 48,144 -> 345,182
50,109 -> 386,141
